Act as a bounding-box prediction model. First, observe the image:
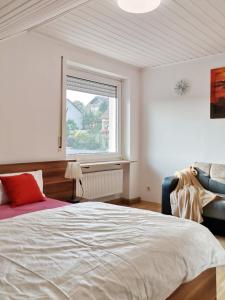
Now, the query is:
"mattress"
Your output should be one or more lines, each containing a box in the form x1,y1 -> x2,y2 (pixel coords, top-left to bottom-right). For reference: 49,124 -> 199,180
0,202 -> 225,300
0,197 -> 68,220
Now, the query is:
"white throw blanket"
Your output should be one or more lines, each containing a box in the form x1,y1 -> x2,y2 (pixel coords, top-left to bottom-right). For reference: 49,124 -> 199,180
170,167 -> 219,223
0,202 -> 225,300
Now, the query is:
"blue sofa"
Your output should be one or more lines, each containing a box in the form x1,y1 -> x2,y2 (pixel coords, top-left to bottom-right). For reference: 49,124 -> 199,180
162,162 -> 225,235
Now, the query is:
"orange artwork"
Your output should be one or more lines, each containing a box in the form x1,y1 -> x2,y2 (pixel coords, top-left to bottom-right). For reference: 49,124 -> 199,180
211,67 -> 225,118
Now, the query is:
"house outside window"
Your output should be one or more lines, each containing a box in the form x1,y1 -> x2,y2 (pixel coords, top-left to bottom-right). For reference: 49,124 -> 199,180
66,70 -> 122,161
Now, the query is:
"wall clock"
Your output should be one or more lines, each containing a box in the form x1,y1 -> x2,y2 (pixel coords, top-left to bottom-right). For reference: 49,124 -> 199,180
174,80 -> 190,96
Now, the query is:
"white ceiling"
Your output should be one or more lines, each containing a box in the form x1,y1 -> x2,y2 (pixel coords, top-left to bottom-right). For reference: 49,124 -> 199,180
35,0 -> 225,68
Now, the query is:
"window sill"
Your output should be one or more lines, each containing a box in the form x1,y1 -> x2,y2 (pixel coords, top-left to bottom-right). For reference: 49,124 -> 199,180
66,153 -> 124,164
80,160 -> 134,168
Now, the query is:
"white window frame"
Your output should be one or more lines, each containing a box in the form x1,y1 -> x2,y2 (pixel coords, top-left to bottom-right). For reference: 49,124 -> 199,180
65,68 -> 122,162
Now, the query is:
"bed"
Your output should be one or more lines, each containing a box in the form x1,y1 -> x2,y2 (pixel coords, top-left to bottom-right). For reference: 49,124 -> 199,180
0,197 -> 68,220
0,161 -> 224,300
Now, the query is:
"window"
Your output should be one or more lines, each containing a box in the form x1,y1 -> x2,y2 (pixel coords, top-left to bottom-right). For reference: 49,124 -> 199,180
66,71 -> 121,158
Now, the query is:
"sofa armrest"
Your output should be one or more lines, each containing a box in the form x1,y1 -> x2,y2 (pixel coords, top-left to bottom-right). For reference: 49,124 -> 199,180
161,176 -> 179,215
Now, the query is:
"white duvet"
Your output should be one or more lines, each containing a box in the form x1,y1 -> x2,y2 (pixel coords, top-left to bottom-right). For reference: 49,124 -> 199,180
0,202 -> 225,300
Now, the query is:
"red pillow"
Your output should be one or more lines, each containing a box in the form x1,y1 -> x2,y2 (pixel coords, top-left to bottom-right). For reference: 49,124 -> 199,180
0,173 -> 45,207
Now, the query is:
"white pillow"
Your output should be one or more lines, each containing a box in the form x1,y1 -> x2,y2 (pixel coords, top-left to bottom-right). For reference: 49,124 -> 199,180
0,170 -> 44,205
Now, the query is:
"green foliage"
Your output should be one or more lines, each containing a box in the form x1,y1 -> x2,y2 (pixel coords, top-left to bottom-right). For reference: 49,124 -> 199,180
67,97 -> 110,152
67,119 -> 78,136
83,110 -> 101,132
75,130 -> 99,150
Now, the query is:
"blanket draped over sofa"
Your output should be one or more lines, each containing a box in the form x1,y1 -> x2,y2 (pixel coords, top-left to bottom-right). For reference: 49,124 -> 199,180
170,167 -> 219,223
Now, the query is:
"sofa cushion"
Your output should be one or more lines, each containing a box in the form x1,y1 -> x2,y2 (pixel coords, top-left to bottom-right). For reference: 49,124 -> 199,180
209,164 -> 225,194
194,162 -> 211,190
203,196 -> 225,221
194,162 -> 225,194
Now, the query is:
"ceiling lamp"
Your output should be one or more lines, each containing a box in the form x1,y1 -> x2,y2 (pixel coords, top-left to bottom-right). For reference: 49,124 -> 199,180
117,0 -> 161,14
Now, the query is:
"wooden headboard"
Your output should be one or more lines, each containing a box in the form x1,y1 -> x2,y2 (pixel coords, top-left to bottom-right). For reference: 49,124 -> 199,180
0,160 -> 75,201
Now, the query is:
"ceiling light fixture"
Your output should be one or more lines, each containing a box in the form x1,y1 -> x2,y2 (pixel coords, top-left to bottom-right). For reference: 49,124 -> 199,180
117,0 -> 161,14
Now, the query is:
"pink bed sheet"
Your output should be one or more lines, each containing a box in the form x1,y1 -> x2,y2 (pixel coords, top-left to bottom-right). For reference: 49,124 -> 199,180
0,198 -> 69,220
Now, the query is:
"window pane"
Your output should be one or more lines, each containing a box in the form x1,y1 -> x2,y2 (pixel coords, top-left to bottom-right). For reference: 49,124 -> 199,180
66,85 -> 118,155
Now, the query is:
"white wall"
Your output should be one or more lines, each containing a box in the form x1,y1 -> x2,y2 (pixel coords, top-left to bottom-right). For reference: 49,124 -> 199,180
140,54 -> 225,203
0,32 -> 141,198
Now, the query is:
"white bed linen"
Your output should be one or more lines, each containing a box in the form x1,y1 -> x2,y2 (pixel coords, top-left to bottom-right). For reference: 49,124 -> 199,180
0,202 -> 225,300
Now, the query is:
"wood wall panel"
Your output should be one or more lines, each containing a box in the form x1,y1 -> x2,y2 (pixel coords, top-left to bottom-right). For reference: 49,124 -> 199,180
0,160 -> 75,201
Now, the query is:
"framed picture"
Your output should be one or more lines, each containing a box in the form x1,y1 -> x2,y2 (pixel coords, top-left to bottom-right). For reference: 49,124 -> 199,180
211,67 -> 225,119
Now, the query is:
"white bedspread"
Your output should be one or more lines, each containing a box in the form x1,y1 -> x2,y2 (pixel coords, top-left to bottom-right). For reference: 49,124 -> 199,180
0,202 -> 225,300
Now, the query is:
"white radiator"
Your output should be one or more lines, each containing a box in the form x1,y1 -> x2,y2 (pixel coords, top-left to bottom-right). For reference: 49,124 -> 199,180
76,169 -> 123,199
